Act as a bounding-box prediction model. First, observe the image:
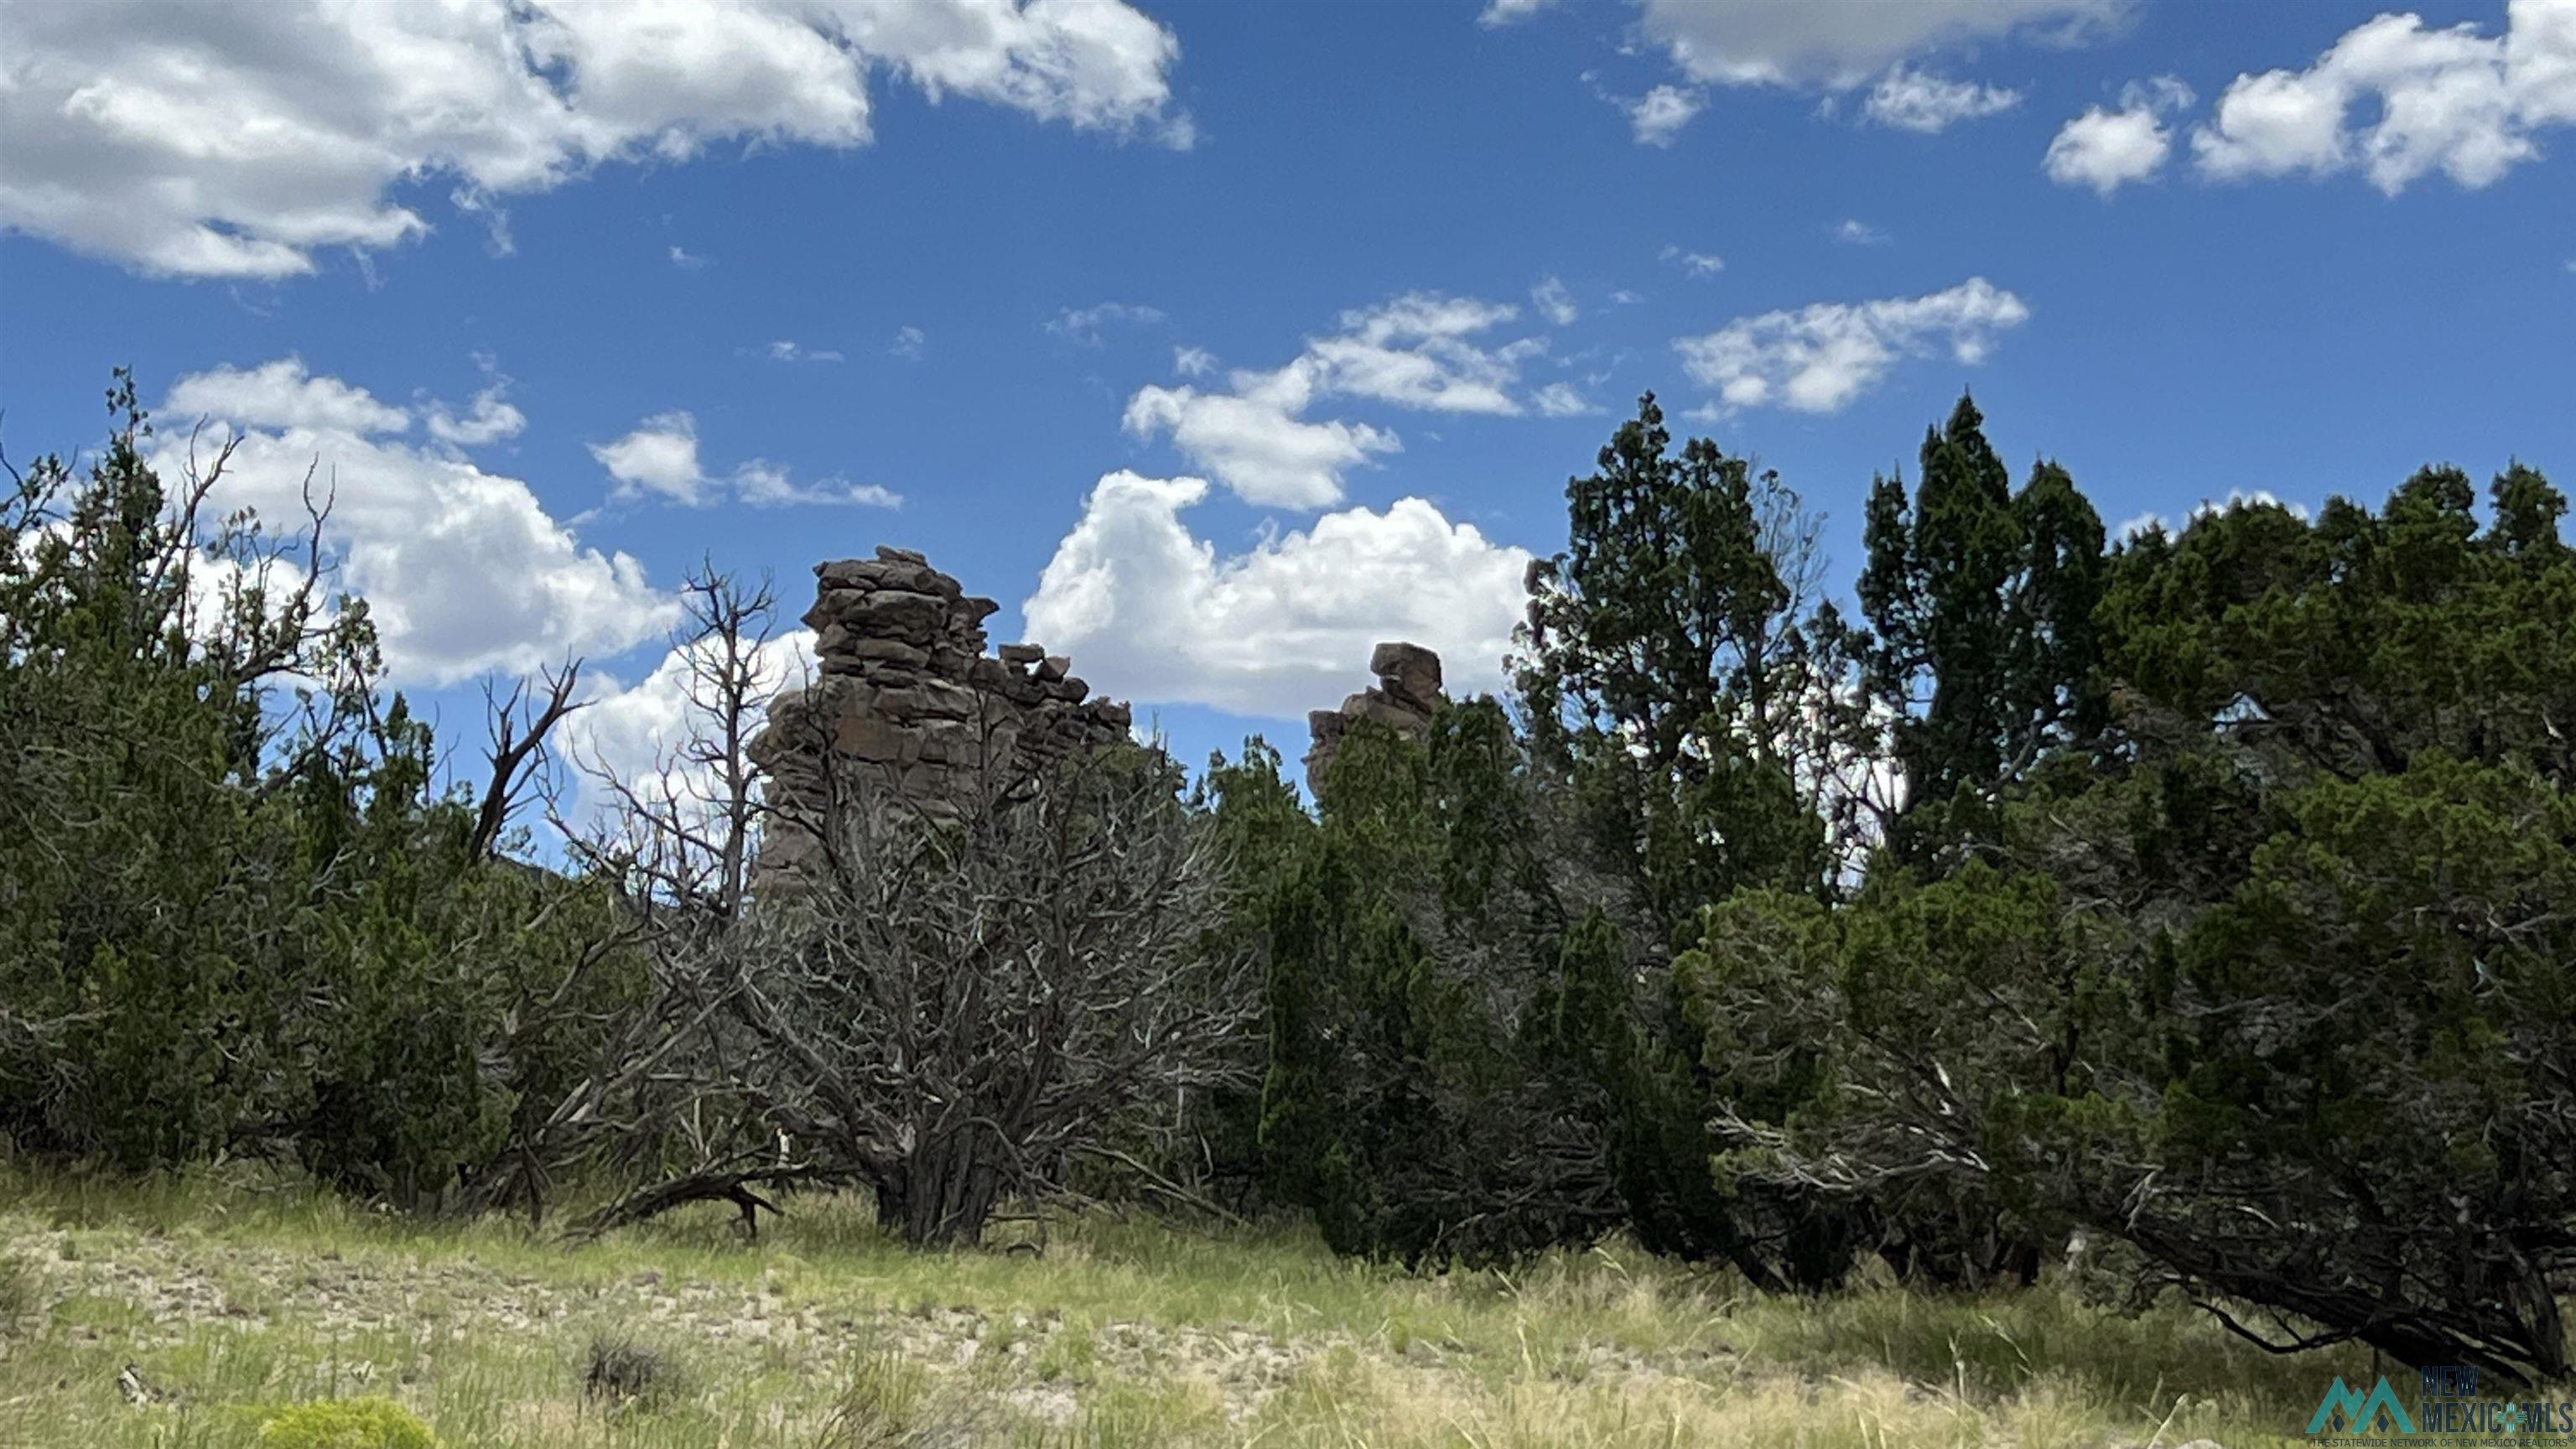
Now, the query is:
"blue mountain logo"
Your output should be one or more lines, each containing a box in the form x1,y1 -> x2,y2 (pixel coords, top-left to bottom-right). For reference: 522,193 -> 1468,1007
2308,1375 -> 2418,1435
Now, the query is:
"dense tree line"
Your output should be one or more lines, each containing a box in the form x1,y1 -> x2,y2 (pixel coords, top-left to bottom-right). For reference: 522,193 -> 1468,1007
2,377 -> 2568,1383
0,376 -> 642,1208
1242,392 -> 2574,1383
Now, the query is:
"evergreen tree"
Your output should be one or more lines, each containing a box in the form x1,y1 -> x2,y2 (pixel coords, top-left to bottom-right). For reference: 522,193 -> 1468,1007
1859,394 -> 2106,859
0,375 -> 640,1205
1728,469 -> 2576,1379
1254,705 -> 1620,1266
1514,393 -> 1871,1287
1518,392 -> 1842,915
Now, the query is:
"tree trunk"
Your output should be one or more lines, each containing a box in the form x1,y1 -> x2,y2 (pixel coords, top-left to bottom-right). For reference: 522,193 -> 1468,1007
880,1129 -> 1006,1247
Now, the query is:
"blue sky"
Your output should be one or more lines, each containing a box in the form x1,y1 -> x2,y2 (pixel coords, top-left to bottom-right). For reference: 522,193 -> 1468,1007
3,0 -> 2571,790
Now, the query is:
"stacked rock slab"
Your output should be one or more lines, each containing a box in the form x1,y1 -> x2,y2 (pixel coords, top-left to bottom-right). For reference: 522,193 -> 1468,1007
749,547 -> 1132,879
1303,641 -> 1444,797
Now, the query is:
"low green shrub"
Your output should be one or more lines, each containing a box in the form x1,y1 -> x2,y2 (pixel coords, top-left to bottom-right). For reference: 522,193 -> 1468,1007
255,1395 -> 436,1449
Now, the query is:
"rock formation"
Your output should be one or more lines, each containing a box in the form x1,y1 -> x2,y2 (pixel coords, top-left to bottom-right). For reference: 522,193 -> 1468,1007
749,547 -> 1131,876
1303,641 -> 1444,797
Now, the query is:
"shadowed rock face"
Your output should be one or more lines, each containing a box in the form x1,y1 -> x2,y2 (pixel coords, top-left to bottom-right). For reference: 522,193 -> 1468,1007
748,546 -> 1133,878
1303,641 -> 1444,799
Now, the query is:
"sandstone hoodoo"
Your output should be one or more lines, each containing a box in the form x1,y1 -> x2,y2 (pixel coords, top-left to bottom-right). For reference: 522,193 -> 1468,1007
1303,640 -> 1445,797
748,546 -> 1133,876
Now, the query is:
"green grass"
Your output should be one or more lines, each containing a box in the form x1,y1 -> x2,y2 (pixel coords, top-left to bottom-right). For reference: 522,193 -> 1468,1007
0,1165 -> 2365,1447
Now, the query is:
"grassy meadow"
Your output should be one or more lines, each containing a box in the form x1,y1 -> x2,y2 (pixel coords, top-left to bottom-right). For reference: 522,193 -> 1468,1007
0,1170 -> 2368,1448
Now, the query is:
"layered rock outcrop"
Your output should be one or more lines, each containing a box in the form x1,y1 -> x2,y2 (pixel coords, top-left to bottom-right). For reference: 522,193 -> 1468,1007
749,547 -> 1132,875
1303,641 -> 1444,797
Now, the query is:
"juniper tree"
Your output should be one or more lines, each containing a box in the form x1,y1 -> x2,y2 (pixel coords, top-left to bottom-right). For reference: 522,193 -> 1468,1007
0,375 -> 632,1203
1710,470 -> 2576,1380
1256,704 -> 1623,1266
1510,393 -> 1875,1286
1858,394 -> 2106,859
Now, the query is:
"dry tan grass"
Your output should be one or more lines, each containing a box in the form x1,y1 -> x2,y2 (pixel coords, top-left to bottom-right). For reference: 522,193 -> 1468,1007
0,1170 -> 2346,1447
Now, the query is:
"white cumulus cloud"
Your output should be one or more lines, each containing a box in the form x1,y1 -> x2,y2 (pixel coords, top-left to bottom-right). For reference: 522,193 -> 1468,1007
2191,0 -> 2576,193
1123,369 -> 1399,511
1628,85 -> 1706,145
1124,292 -> 1554,506
1674,278 -> 2029,414
157,361 -> 674,685
166,359 -> 412,437
0,0 -> 1192,279
560,626 -> 819,825
1021,471 -> 1532,719
593,412 -> 713,506
425,384 -> 529,448
2045,76 -> 2194,195
1304,293 -> 1539,415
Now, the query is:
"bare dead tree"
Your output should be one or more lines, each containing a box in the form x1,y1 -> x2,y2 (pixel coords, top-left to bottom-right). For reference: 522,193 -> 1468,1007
571,741 -> 1256,1247
472,661 -> 585,860
733,747 -> 1255,1245
527,556 -> 1256,1246
565,566 -> 782,920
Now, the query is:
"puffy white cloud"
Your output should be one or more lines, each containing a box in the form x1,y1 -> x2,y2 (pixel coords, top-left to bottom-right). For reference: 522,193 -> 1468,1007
1628,85 -> 1706,146
669,246 -> 714,270
1531,275 -> 1579,326
425,384 -> 528,447
157,362 -> 674,684
165,359 -> 412,437
1674,278 -> 2029,414
1046,301 -> 1166,345
2047,106 -> 2171,194
1124,291 -> 1554,506
1633,0 -> 2122,89
1123,369 -> 1399,510
1172,345 -> 1218,377
0,0 -> 1191,279
2045,75 -> 2194,195
2192,0 -> 2576,193
595,410 -> 903,509
1832,218 -> 1890,245
593,411 -> 712,506
1021,471 -> 1531,719
1304,293 -> 1537,415
1861,66 -> 2023,131
560,627 -> 818,824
